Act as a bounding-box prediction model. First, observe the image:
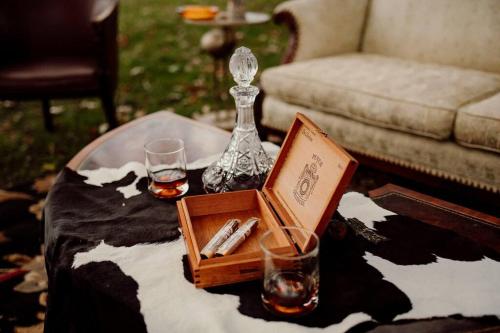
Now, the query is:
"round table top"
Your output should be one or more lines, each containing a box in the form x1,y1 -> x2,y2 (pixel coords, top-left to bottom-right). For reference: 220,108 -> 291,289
67,111 -> 230,171
184,11 -> 270,27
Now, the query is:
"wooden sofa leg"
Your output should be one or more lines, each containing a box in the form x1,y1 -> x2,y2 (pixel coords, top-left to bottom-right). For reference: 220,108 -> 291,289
42,98 -> 54,132
101,92 -> 118,129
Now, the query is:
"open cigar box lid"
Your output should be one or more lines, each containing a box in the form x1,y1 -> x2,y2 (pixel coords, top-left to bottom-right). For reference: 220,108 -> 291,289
262,113 -> 358,252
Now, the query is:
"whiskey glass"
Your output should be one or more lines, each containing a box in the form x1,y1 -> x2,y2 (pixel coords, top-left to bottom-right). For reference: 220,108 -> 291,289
144,138 -> 189,199
260,226 -> 319,316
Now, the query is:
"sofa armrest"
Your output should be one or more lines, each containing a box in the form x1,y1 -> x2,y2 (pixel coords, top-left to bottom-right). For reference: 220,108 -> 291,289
92,0 -> 118,25
274,0 -> 369,63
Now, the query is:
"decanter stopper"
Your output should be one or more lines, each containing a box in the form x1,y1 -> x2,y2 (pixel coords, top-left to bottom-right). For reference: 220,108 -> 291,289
229,46 -> 257,87
202,47 -> 274,193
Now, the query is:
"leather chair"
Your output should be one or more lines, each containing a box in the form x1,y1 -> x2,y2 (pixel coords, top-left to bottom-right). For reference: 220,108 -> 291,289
0,0 -> 119,131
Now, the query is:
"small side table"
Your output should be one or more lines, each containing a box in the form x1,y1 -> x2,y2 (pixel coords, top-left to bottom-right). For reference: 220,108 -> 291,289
183,12 -> 270,98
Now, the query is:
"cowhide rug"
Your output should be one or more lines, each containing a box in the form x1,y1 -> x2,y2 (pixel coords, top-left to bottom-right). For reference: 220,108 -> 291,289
44,147 -> 500,333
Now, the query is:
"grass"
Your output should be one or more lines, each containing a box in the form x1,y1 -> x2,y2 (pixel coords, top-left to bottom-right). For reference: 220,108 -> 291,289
0,0 -> 286,188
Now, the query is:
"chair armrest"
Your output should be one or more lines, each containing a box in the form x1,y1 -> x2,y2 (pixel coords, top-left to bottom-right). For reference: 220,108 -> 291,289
91,0 -> 119,92
92,0 -> 118,25
274,0 -> 369,63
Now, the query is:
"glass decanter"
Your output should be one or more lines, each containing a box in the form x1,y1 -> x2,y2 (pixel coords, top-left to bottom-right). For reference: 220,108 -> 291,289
202,46 -> 273,193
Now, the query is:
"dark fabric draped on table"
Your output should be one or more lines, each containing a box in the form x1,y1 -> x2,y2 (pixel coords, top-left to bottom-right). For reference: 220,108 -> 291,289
44,167 -> 500,333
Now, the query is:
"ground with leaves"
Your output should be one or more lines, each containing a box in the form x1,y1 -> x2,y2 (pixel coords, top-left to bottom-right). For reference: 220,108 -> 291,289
0,174 -> 54,333
0,0 -> 286,189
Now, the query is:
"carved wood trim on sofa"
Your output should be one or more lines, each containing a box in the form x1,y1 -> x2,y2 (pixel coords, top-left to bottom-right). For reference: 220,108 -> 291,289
273,10 -> 298,64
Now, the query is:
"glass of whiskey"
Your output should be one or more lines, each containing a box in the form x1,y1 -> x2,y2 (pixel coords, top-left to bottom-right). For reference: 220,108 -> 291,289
260,226 -> 319,316
144,138 -> 189,199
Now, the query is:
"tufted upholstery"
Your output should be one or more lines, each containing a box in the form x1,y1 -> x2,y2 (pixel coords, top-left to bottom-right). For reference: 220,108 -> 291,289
273,0 -> 368,62
363,0 -> 500,74
262,0 -> 500,192
261,54 -> 500,140
262,97 -> 500,192
455,93 -> 500,153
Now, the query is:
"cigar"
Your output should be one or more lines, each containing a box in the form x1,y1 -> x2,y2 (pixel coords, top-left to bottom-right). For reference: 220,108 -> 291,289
215,217 -> 260,257
200,219 -> 240,259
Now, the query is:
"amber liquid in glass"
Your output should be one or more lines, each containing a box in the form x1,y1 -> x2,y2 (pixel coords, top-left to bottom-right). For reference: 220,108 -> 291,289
148,169 -> 188,199
262,271 -> 319,316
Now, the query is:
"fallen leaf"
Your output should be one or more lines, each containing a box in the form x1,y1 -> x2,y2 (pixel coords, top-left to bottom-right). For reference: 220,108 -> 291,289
98,123 -> 109,134
117,105 -> 133,115
193,78 -> 205,87
168,64 -> 180,73
129,66 -> 144,76
134,110 -> 146,119
14,277 -> 48,293
201,104 -> 211,114
14,322 -> 44,333
142,80 -> 152,91
79,100 -> 98,110
190,57 -> 201,65
197,89 -> 207,98
166,92 -> 182,102
33,174 -> 56,193
4,253 -> 32,266
0,231 -> 9,244
36,312 -> 45,321
41,163 -> 56,172
39,292 -> 48,307
118,33 -> 129,48
21,255 -> 45,271
29,199 -> 45,221
235,31 -> 244,40
0,189 -> 33,203
14,256 -> 48,293
173,85 -> 184,92
12,112 -> 23,123
24,270 -> 44,283
264,44 -> 280,54
49,105 -> 64,115
2,100 -> 17,108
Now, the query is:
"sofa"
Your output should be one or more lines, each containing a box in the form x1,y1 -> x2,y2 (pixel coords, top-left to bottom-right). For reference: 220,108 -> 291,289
259,0 -> 500,193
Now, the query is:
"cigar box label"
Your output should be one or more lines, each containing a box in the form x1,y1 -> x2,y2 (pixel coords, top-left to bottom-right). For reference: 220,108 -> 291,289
293,153 -> 322,206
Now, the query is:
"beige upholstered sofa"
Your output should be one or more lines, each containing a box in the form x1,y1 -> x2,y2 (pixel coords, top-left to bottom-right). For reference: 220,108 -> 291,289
260,0 -> 500,193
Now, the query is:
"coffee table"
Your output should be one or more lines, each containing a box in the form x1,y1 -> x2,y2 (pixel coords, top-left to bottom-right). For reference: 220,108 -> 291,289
45,112 -> 499,333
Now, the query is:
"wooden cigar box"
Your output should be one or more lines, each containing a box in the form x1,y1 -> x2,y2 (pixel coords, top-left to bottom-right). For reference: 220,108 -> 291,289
177,113 -> 358,288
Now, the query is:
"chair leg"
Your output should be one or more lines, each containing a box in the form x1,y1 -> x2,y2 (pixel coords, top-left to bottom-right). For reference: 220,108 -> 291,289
42,99 -> 54,132
100,92 -> 118,129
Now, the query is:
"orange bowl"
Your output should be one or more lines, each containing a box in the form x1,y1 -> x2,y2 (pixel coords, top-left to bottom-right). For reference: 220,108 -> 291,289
177,5 -> 219,20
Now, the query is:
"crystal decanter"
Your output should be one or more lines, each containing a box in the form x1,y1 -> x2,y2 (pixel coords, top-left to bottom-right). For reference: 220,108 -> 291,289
202,47 -> 273,193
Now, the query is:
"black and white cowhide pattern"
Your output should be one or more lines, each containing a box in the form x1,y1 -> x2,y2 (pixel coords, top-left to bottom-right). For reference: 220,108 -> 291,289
44,147 -> 500,333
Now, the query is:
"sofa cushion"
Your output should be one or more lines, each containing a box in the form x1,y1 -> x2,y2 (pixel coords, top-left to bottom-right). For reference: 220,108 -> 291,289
261,54 -> 500,140
262,96 -> 500,192
455,93 -> 500,154
362,0 -> 500,74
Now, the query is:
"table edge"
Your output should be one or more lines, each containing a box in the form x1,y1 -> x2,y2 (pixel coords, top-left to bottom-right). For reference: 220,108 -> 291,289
67,111 -> 230,171
369,183 -> 500,225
